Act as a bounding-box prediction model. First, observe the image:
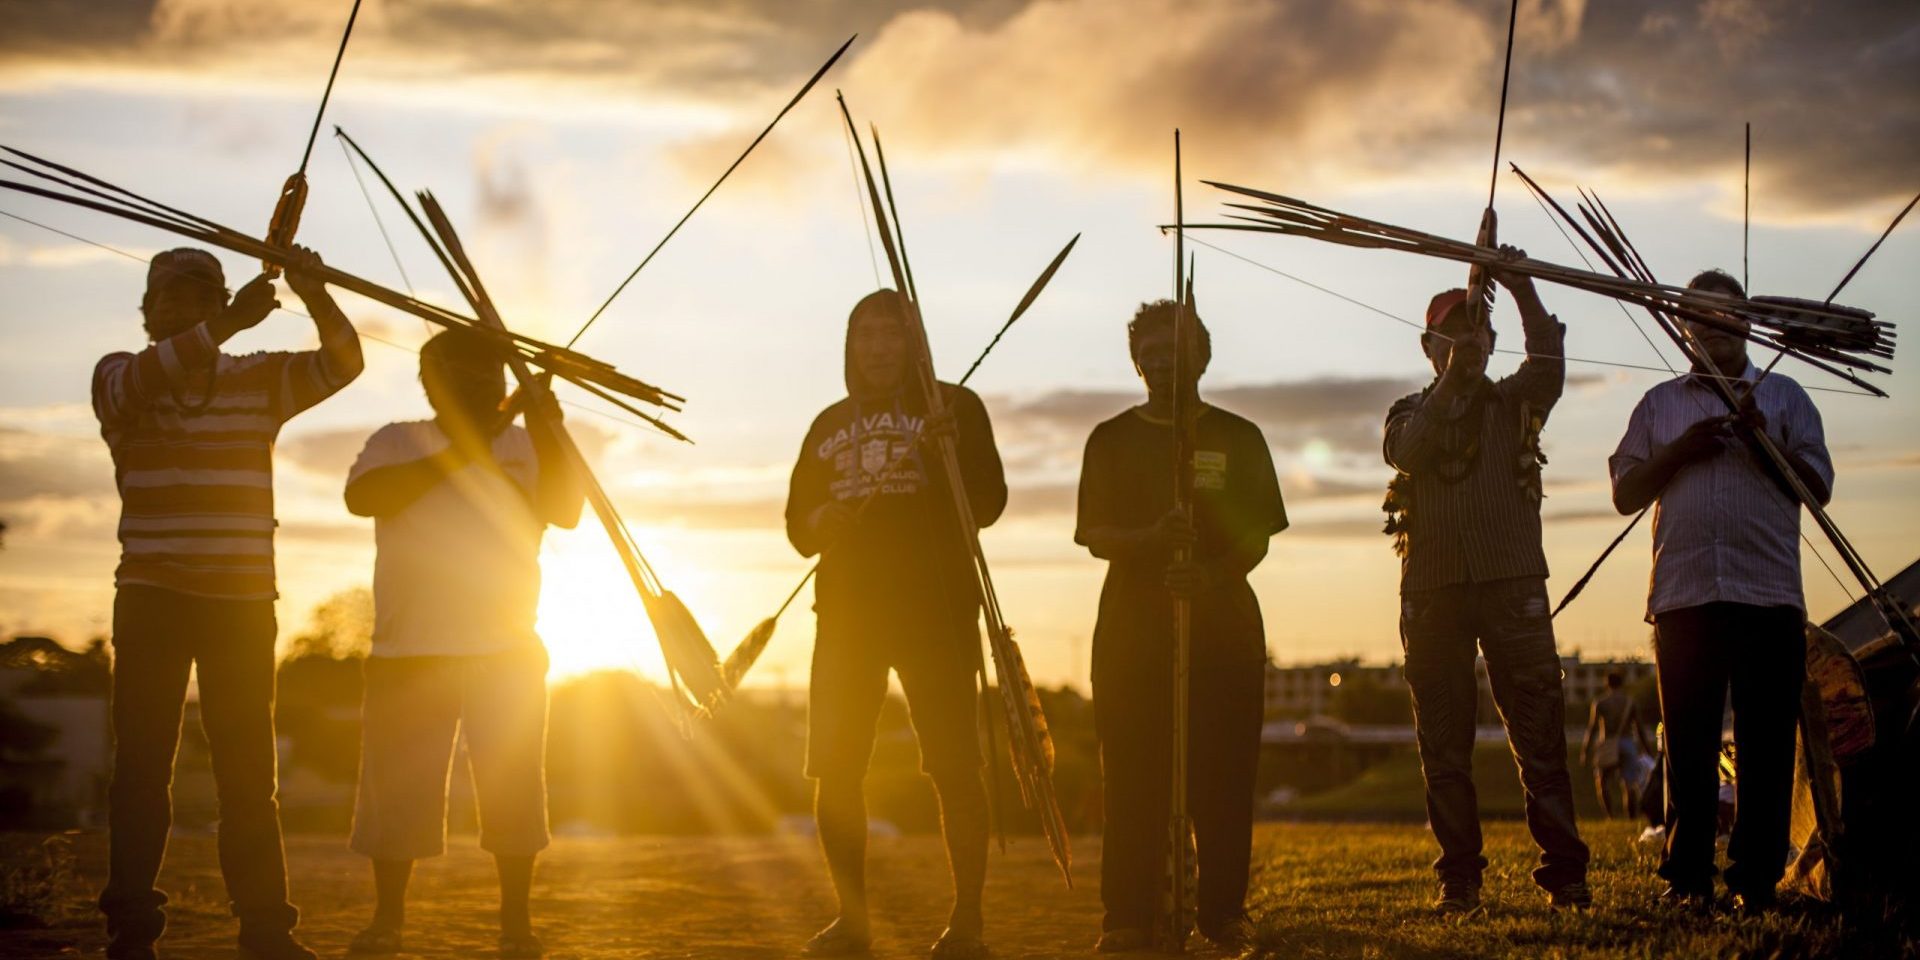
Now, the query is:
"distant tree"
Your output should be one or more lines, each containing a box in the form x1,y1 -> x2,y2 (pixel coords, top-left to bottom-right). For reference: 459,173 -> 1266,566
274,588 -> 375,787
1332,673 -> 1414,726
284,586 -> 374,660
2,636 -> 111,695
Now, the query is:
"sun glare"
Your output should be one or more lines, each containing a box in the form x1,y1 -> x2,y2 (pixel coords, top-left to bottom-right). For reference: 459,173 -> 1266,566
536,526 -> 670,683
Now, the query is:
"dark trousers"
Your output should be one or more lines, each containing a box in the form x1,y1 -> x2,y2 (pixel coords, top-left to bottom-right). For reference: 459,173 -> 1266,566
99,585 -> 297,945
1652,602 -> 1804,895
1400,576 -> 1588,891
1093,633 -> 1264,935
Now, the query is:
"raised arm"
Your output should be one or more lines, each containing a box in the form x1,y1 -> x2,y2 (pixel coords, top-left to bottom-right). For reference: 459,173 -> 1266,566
93,272 -> 278,426
276,246 -> 364,421
1492,251 -> 1566,409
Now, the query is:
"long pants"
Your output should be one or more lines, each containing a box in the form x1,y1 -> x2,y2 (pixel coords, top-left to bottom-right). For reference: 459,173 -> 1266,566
1093,628 -> 1264,935
98,585 -> 297,946
1653,602 -> 1804,895
1400,576 -> 1588,891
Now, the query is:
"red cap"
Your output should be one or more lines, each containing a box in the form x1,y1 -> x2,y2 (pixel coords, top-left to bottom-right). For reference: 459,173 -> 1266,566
1425,288 -> 1468,330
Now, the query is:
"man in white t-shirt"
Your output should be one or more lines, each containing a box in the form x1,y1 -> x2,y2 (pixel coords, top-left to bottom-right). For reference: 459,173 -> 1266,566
342,329 -> 582,958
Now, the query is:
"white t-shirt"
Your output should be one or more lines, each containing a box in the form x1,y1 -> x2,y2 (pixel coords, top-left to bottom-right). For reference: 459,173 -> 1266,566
348,420 -> 546,658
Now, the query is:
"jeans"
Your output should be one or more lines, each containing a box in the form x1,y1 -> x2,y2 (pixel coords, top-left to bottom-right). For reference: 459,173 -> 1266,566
1400,576 -> 1589,891
98,585 -> 298,946
1652,602 -> 1804,895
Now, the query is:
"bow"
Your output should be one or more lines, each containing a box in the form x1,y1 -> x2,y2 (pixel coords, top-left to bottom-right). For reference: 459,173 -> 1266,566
262,0 -> 364,277
836,91 -> 1073,886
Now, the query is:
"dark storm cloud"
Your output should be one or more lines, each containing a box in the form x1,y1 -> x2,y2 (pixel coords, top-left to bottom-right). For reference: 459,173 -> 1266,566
0,1 -> 1910,212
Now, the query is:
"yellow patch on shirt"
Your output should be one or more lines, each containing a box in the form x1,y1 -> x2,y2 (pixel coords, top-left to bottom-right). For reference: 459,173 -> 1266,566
1194,450 -> 1228,491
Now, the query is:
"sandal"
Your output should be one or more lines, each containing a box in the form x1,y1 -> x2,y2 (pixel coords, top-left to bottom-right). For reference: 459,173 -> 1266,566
930,929 -> 990,960
348,925 -> 403,955
802,920 -> 872,957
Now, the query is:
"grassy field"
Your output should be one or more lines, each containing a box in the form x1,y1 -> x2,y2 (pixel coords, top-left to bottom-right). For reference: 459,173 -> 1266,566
2,821 -> 1912,959
1241,820 -> 1914,960
1281,742 -> 1624,820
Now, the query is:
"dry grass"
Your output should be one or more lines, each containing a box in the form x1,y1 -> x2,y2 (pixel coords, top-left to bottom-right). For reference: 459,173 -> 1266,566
1,821 -> 1910,959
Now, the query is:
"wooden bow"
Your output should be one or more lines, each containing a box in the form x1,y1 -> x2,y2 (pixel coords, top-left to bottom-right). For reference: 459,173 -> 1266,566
262,0 -> 363,277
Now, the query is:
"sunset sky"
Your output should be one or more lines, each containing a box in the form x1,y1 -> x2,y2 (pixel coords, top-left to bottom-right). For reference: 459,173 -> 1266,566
2,0 -> 1916,690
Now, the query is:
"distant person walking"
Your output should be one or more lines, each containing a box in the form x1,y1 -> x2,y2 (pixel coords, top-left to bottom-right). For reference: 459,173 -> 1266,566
342,330 -> 583,958
1609,268 -> 1833,915
1075,300 -> 1287,952
95,246 -> 362,960
1580,672 -> 1652,818
1382,252 -> 1591,914
784,290 -> 1005,960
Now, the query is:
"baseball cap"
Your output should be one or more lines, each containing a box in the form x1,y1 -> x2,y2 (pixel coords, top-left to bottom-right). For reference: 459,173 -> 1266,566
1425,288 -> 1469,330
146,248 -> 224,290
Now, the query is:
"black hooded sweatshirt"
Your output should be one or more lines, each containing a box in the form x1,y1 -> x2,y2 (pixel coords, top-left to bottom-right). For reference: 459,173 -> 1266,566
784,320 -> 1007,632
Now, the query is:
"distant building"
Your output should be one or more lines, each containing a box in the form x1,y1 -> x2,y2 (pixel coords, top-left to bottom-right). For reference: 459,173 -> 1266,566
1265,654 -> 1654,727
0,636 -> 112,828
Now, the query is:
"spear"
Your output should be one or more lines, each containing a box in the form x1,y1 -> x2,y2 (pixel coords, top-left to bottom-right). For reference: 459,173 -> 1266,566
568,35 -> 856,348
324,125 -> 727,711
830,92 -> 1073,884
413,191 -> 731,715
1159,129 -> 1199,953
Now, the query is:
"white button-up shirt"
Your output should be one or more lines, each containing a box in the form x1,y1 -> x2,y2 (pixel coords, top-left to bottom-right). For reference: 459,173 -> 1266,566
1609,363 -> 1833,621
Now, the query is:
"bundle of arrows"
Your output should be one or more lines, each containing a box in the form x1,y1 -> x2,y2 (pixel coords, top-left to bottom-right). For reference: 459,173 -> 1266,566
0,144 -> 690,438
1190,179 -> 1897,397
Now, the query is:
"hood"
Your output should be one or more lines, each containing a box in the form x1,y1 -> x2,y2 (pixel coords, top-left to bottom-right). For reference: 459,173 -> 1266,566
844,288 -> 917,401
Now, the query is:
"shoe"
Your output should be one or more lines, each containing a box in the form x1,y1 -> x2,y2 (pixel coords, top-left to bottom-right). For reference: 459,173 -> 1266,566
1547,880 -> 1593,910
1432,883 -> 1482,915
929,928 -> 990,960
348,924 -> 403,954
1731,889 -> 1778,917
498,930 -> 545,959
236,930 -> 318,960
1094,928 -> 1152,953
802,919 -> 872,957
1199,915 -> 1253,948
1655,884 -> 1716,915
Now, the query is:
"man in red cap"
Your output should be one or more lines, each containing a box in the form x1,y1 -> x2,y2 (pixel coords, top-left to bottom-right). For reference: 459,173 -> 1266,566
95,245 -> 362,960
1382,250 -> 1590,914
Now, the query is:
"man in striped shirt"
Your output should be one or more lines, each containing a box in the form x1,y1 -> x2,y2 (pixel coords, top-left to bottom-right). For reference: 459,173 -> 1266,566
1609,268 -> 1833,916
94,246 -> 363,960
1383,251 -> 1590,914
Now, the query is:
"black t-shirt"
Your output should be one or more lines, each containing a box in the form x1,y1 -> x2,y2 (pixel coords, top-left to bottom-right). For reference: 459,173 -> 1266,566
785,383 -> 1006,631
1075,405 -> 1287,663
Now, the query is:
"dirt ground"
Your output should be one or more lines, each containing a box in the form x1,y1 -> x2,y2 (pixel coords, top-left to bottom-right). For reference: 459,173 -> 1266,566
1,828 -> 1188,960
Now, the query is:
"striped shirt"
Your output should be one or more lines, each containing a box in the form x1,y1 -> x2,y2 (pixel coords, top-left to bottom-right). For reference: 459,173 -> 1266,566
93,321 -> 359,600
1383,311 -> 1566,592
1608,363 -> 1832,620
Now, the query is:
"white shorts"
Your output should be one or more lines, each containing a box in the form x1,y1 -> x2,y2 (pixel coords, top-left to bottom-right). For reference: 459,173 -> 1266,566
349,650 -> 550,860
